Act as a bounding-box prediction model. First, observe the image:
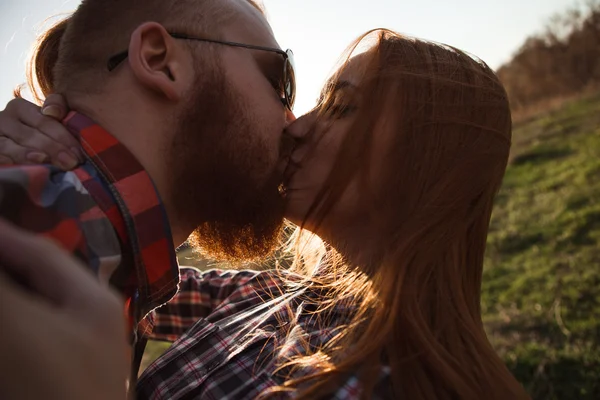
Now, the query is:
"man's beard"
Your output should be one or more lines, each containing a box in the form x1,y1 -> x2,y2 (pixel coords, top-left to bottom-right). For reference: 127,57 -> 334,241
167,69 -> 285,263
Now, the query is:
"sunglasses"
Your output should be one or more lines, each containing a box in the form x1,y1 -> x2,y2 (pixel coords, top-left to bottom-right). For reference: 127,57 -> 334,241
107,32 -> 296,111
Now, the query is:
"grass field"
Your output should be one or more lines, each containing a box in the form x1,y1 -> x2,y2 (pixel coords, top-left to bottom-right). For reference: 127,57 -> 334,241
144,94 -> 600,398
483,93 -> 600,399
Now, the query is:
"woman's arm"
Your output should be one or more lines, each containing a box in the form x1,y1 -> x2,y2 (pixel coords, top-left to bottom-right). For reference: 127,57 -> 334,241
0,218 -> 129,400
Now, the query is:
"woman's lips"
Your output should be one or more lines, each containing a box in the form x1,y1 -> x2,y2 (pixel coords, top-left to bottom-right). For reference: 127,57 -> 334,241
282,156 -> 303,185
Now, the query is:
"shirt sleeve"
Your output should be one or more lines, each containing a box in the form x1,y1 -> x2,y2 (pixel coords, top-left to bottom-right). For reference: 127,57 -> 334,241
0,165 -> 125,280
0,166 -> 80,244
144,267 -> 282,342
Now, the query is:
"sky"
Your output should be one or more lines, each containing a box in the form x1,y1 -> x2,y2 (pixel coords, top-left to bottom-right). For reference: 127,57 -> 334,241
0,0 -> 577,115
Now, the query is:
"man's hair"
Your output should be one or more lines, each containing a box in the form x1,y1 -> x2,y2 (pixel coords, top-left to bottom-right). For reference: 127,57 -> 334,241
20,0 -> 264,101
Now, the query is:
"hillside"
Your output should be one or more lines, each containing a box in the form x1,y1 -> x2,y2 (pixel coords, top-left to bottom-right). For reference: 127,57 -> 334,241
483,93 -> 600,399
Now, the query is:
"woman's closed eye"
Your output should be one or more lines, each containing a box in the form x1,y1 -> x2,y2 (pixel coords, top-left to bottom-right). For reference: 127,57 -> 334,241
318,81 -> 359,119
320,93 -> 357,118
324,102 -> 357,118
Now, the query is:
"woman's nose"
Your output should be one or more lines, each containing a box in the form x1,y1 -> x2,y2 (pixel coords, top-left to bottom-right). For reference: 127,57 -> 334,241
284,109 -> 318,141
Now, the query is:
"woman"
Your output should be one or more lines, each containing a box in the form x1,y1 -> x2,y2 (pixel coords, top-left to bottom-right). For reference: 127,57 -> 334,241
0,26 -> 528,400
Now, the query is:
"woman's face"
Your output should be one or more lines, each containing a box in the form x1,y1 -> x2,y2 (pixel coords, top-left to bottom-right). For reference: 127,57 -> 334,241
283,54 -> 378,236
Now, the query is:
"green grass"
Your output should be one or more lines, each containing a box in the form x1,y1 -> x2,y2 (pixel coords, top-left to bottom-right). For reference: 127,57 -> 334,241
144,95 -> 600,398
483,93 -> 600,399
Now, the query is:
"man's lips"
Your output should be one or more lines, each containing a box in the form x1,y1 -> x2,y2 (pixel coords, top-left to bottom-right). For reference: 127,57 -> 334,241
280,131 -> 297,160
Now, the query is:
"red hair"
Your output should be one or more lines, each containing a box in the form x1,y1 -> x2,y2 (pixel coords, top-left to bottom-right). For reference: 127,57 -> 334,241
267,30 -> 528,400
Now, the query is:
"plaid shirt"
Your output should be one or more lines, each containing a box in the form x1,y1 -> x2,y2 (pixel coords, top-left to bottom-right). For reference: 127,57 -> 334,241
138,268 -> 392,399
0,111 -> 179,333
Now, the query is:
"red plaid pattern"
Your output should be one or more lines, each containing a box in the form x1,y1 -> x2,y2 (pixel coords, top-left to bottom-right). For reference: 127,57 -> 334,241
68,112 -> 180,320
138,268 -> 392,399
0,111 -> 179,334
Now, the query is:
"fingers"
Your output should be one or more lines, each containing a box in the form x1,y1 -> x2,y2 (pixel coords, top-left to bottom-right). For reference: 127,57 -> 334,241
0,98 -> 82,169
39,94 -> 82,158
0,136 -> 49,165
0,219 -> 122,318
0,116 -> 77,168
42,93 -> 69,120
14,98 -> 82,158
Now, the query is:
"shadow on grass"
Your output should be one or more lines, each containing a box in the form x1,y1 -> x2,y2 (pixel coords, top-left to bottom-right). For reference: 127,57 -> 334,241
497,232 -> 545,255
512,146 -> 573,166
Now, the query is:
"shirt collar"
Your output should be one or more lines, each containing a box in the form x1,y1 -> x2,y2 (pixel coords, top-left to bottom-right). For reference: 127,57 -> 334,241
64,111 -> 179,314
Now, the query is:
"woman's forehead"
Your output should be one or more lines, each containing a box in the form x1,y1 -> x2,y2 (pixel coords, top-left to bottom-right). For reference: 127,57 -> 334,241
337,52 -> 373,83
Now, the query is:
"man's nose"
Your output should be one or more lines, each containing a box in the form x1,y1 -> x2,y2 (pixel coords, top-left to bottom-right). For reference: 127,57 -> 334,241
285,108 -> 296,124
284,109 -> 317,141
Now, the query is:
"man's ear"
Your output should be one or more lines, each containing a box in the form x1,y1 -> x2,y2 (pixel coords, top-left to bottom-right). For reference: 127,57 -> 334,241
127,22 -> 190,101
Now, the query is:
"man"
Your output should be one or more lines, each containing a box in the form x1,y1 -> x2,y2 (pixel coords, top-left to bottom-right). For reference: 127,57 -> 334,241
0,0 -> 297,385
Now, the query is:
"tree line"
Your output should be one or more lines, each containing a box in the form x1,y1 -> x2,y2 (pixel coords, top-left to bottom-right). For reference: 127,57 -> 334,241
497,0 -> 600,115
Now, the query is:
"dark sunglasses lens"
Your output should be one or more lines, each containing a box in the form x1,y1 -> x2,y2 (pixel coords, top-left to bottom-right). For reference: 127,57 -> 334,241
285,51 -> 296,110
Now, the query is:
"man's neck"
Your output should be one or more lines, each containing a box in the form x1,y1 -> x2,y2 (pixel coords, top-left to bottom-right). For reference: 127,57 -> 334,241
68,95 -> 192,247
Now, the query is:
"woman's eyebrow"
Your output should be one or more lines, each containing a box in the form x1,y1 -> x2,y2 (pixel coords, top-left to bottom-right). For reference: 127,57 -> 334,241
332,80 -> 357,91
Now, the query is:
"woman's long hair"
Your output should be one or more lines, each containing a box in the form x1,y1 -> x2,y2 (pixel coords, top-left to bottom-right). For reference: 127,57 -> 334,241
23,20 -> 528,400
14,16 -> 70,103
265,30 -> 529,400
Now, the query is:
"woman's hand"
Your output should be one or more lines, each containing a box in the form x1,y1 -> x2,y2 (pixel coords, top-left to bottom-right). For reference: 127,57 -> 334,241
0,219 -> 129,400
0,94 -> 82,169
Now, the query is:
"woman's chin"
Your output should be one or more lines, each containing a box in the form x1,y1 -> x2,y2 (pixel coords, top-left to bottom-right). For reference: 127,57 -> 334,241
283,201 -> 307,228
283,200 -> 316,230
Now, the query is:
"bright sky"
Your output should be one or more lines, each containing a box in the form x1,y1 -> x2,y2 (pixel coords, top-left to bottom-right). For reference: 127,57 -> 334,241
0,0 -> 575,115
